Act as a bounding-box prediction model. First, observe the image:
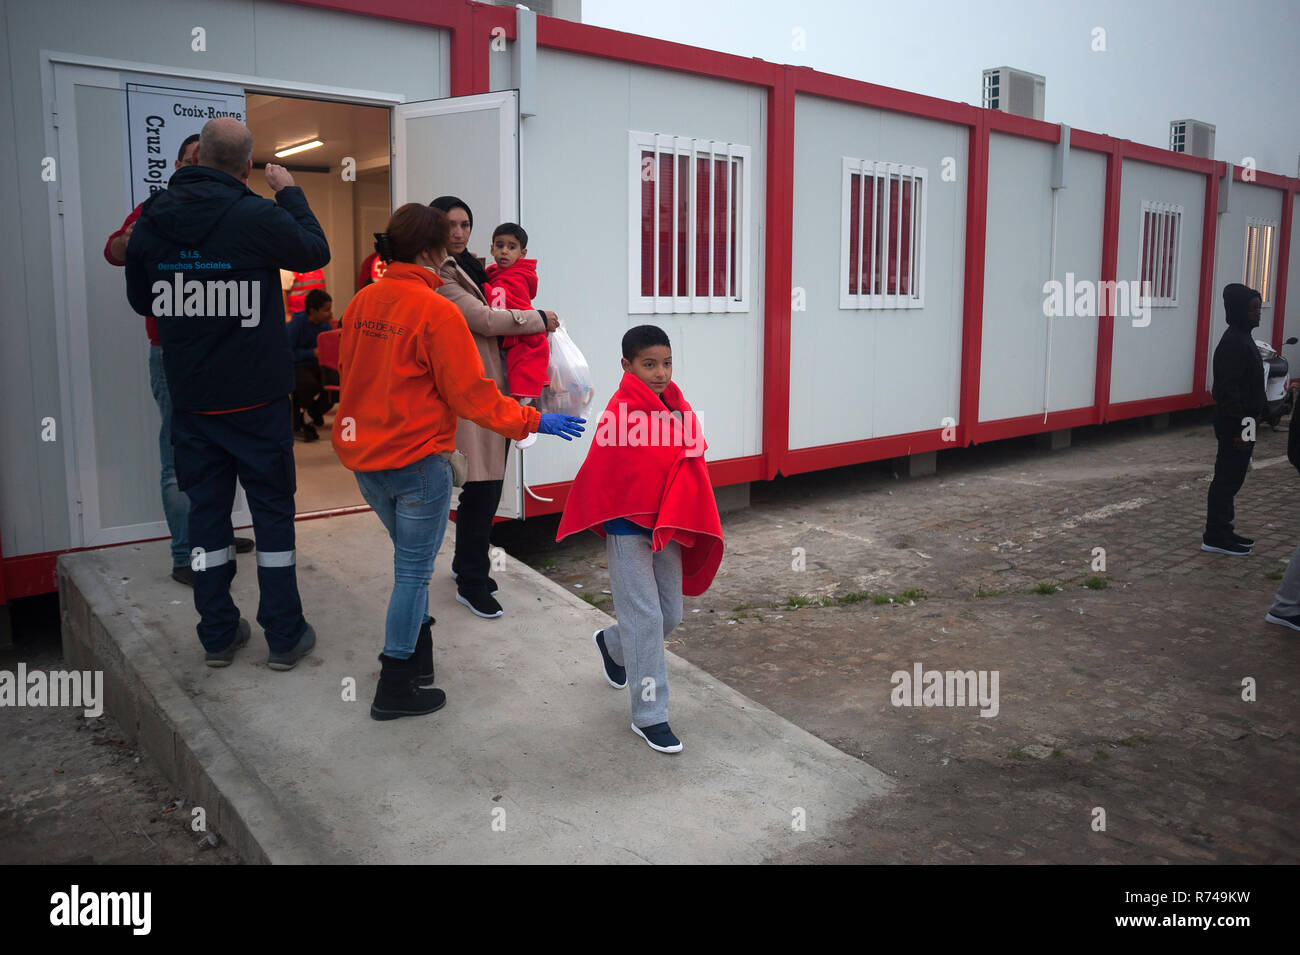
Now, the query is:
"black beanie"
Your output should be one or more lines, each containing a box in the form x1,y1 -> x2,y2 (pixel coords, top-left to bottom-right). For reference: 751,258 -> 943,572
429,195 -> 473,228
1223,283 -> 1261,328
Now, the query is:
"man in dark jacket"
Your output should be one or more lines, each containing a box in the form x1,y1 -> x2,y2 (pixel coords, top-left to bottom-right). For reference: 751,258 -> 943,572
1203,283 -> 1265,555
1265,409 -> 1300,629
125,117 -> 329,669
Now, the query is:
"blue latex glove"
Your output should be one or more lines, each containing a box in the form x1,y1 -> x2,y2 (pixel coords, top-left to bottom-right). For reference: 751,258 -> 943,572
537,414 -> 586,440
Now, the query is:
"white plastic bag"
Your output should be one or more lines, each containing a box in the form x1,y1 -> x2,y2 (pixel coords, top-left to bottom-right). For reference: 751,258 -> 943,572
537,326 -> 595,420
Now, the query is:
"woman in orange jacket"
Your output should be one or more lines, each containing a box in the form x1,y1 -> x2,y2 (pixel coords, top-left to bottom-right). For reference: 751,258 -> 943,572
332,203 -> 585,721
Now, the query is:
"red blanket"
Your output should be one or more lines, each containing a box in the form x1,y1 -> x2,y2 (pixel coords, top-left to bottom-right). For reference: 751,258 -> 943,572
556,372 -> 723,596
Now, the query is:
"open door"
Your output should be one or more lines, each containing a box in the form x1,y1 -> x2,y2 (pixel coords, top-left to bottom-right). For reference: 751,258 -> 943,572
50,63 -> 254,548
393,91 -> 524,518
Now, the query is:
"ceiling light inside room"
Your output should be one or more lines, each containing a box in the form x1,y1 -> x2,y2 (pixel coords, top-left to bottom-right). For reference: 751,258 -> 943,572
274,139 -> 324,158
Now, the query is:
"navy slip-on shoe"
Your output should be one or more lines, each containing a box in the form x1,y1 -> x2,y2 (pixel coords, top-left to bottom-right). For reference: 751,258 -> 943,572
593,629 -> 627,689
632,721 -> 682,754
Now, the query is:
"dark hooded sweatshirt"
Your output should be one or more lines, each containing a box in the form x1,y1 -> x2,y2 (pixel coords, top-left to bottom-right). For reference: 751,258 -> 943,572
1211,283 -> 1265,424
125,165 -> 329,412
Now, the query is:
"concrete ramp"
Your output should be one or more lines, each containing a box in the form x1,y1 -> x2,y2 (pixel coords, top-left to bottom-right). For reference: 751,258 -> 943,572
58,513 -> 890,863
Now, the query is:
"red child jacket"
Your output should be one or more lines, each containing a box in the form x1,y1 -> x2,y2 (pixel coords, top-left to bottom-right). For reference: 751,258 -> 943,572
484,258 -> 538,310
556,372 -> 723,596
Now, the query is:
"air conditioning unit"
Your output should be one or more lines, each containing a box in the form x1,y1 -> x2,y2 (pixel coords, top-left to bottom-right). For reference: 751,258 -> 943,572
1169,119 -> 1215,158
982,67 -> 1045,120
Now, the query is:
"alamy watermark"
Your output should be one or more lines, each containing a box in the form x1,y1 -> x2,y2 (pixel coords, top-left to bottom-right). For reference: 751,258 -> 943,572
0,664 -> 103,717
593,403 -> 704,456
151,274 -> 261,327
1042,274 -> 1152,327
890,662 -> 999,717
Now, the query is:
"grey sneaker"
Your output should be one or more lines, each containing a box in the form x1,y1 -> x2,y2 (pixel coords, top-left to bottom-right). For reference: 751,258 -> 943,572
205,618 -> 251,668
267,624 -> 317,671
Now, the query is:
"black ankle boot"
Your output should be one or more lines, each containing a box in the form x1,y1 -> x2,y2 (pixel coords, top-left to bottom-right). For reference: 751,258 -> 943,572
414,618 -> 435,687
371,653 -> 446,721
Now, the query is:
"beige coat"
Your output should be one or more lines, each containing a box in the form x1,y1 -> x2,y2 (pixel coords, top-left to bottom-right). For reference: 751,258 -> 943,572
435,255 -> 547,483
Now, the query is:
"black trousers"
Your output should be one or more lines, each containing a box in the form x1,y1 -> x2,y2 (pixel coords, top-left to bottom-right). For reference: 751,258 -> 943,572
293,362 -> 338,423
1204,411 -> 1255,542
452,479 -> 504,592
171,397 -> 306,653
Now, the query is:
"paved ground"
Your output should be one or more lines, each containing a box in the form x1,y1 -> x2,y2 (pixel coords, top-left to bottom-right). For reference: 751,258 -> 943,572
4,407 -> 1296,863
497,408 -> 1300,863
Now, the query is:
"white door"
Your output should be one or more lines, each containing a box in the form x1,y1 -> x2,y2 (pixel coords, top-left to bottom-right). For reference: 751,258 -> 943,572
392,91 -> 524,518
50,63 -> 253,549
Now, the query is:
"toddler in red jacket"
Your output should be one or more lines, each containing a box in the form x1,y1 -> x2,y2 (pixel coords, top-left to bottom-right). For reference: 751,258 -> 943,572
483,222 -> 549,404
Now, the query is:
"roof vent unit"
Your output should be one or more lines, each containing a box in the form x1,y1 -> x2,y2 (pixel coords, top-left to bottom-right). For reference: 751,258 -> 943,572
1169,119 -> 1215,158
982,67 -> 1045,120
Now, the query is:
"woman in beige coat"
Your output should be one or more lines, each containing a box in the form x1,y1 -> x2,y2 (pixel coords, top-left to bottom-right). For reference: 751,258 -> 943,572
430,195 -> 559,619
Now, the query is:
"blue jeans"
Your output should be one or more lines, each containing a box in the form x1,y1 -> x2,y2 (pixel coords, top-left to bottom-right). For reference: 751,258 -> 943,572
354,454 -> 453,659
148,344 -> 190,566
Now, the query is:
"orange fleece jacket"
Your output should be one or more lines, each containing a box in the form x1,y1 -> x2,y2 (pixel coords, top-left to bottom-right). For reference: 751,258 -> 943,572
331,261 -> 540,472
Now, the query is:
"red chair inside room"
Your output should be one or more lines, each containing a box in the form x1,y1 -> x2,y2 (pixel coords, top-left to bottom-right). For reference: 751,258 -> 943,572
316,329 -> 342,395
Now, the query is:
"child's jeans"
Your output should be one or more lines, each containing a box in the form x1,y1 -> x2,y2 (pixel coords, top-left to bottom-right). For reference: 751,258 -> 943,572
354,453 -> 452,658
603,534 -> 683,727
501,331 -> 550,399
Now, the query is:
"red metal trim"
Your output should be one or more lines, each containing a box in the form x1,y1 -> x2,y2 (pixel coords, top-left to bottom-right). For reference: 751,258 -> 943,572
984,109 -> 1057,142
1193,169 -> 1222,393
1068,130 -> 1120,154
1271,190 -> 1294,352
781,429 -> 950,477
1233,165 -> 1296,192
958,110 -> 990,445
973,407 -> 1097,445
1107,392 -> 1201,421
1120,139 -> 1217,175
534,13 -> 780,86
273,0 -> 462,28
0,530 -> 10,607
1094,143 -> 1122,422
792,68 -> 978,126
5,552 -> 60,600
764,67 -> 795,479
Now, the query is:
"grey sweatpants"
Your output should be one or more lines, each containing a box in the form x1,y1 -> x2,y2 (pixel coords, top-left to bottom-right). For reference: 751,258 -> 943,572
1269,544 -> 1300,616
603,534 -> 683,728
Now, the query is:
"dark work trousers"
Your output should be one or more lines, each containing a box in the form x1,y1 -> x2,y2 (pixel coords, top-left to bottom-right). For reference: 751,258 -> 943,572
452,479 -> 504,592
171,397 -> 307,654
293,362 -> 337,424
1204,410 -> 1256,543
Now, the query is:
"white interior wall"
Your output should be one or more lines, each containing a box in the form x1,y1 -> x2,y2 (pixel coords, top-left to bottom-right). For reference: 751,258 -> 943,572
248,170 -> 356,314
979,135 -> 1105,422
1110,160 -> 1207,405
789,93 -> 967,450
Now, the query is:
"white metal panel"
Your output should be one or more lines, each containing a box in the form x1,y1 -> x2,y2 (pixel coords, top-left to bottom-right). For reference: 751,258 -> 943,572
393,91 -> 524,519
50,64 -> 255,548
1110,159 -> 1206,405
515,49 -> 767,490
789,93 -> 967,450
1207,180 -> 1287,393
979,134 -> 1105,423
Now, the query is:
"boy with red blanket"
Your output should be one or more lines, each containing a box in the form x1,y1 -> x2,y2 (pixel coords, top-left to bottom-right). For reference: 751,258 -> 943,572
483,222 -> 549,402
556,325 -> 723,753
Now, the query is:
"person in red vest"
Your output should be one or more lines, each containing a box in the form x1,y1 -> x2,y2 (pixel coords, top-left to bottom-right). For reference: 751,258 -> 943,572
104,132 -> 253,585
357,250 -> 387,290
282,267 -> 327,317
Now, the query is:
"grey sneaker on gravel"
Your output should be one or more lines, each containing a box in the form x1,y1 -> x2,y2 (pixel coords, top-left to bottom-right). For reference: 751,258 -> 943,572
267,623 -> 317,671
205,618 -> 251,668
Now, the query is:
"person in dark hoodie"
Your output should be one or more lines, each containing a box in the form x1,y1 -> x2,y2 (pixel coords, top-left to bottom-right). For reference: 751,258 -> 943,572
1265,408 -> 1300,630
125,117 -> 329,669
1203,283 -> 1265,556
